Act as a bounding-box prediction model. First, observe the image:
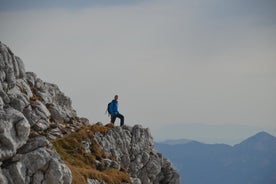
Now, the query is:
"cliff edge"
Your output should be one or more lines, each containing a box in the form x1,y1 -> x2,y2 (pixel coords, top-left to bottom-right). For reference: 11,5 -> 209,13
0,42 -> 180,184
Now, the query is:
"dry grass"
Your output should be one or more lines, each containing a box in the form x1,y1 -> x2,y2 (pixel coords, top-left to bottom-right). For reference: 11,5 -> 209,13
29,94 -> 43,102
105,123 -> 115,129
29,86 -> 43,102
52,124 -> 131,184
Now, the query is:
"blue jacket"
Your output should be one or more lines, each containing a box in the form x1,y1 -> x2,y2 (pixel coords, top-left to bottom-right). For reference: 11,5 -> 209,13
110,100 -> 119,115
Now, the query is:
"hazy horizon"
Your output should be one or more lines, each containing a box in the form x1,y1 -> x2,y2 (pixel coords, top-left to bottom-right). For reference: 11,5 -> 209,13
1,0 -> 275,144
153,123 -> 275,145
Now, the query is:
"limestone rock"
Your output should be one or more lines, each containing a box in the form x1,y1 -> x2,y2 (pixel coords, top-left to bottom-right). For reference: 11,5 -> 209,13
2,148 -> 71,184
82,138 -> 92,154
0,42 -> 79,184
94,125 -> 180,184
131,177 -> 142,184
101,158 -> 120,170
0,165 -> 8,184
17,136 -> 50,154
87,179 -> 106,184
44,155 -> 72,184
0,41 -> 181,184
0,107 -> 30,161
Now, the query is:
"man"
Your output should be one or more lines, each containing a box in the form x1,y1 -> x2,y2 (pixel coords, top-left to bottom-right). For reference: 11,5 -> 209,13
109,95 -> 124,126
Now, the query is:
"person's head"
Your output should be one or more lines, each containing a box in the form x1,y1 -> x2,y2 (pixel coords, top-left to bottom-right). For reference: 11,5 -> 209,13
114,95 -> 118,101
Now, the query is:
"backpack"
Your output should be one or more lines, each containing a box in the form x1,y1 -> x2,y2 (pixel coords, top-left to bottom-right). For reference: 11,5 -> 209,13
106,102 -> 112,116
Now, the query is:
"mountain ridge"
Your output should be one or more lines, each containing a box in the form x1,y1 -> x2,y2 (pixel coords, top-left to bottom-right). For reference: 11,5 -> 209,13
0,42 -> 180,184
234,131 -> 276,147
156,131 -> 276,184
158,131 -> 276,146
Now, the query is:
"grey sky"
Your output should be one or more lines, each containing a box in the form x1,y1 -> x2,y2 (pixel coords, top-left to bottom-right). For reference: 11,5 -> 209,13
1,0 -> 275,144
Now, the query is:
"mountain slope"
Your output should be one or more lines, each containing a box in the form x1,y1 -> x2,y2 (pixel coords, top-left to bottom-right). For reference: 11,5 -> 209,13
0,42 -> 180,184
156,132 -> 276,184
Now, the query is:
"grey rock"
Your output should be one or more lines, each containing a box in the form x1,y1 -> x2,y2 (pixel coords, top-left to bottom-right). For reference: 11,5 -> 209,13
17,136 -> 50,154
9,92 -> 30,112
2,148 -> 71,184
6,64 -> 16,89
0,42 -> 77,184
35,81 -> 77,119
0,83 -> 10,104
25,100 -> 51,131
47,104 -> 66,123
82,138 -> 91,154
44,156 -> 72,184
47,127 -> 63,140
131,177 -> 142,184
32,170 -> 44,184
15,56 -> 25,79
17,79 -> 33,98
87,178 -> 106,184
110,160 -> 120,170
94,125 -> 180,184
0,108 -> 30,161
0,97 -> 3,110
0,166 -> 8,184
0,44 -> 17,89
25,72 -> 37,87
102,158 -> 120,170
2,148 -> 51,184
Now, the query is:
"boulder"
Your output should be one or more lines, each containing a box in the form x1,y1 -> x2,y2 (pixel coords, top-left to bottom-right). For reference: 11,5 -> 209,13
87,179 -> 106,184
2,148 -> 71,184
94,125 -> 180,184
0,107 -> 30,161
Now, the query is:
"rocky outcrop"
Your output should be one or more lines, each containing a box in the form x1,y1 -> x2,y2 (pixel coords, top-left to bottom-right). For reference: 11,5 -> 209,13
2,139 -> 71,184
94,125 -> 180,184
0,42 -> 180,184
0,42 -> 87,183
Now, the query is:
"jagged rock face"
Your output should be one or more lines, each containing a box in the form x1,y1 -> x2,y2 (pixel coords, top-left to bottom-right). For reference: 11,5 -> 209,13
0,106 -> 30,161
94,125 -> 180,184
2,137 -> 71,184
0,42 -> 87,183
0,42 -> 180,184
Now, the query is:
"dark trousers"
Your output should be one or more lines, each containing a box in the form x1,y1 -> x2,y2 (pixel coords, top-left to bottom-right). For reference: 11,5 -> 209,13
111,113 -> 124,126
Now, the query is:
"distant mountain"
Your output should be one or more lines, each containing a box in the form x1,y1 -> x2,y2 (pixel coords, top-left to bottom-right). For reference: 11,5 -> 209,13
159,138 -> 195,145
235,131 -> 276,151
154,123 -> 270,145
156,132 -> 276,184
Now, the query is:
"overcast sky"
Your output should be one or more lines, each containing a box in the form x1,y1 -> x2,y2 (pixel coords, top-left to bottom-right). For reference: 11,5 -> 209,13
1,0 -> 276,144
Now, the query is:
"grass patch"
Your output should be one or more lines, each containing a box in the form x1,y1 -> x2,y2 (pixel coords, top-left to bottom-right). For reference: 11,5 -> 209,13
52,124 -> 130,184
29,86 -> 43,102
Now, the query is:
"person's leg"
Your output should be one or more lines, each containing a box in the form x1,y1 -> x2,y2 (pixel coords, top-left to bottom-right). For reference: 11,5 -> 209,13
117,113 -> 124,126
111,115 -> 116,124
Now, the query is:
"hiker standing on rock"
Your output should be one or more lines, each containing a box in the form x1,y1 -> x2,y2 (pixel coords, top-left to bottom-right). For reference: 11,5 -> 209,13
107,95 -> 124,126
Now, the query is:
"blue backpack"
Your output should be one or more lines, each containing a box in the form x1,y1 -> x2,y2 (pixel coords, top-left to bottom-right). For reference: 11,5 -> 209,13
106,102 -> 112,116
